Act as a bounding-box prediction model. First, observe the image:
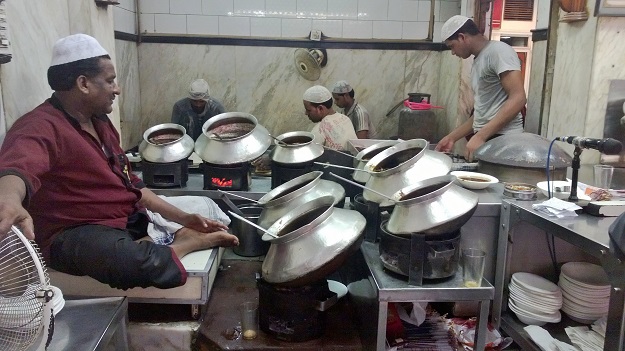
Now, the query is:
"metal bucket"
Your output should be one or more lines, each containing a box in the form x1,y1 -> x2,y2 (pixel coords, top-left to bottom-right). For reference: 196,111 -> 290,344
231,204 -> 269,257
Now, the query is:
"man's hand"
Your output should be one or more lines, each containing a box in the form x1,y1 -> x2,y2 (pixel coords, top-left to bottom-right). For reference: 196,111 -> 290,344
0,201 -> 34,240
435,135 -> 455,153
181,213 -> 229,233
464,134 -> 487,161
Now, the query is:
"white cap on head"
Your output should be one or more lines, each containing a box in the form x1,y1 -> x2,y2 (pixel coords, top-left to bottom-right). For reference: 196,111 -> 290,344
441,15 -> 470,42
303,85 -> 332,103
189,79 -> 210,100
50,34 -> 109,66
332,80 -> 352,94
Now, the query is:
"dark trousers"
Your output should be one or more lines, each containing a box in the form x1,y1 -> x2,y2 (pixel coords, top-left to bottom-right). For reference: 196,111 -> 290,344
49,214 -> 184,290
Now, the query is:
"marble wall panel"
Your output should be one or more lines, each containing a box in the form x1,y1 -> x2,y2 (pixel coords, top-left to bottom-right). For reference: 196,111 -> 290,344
128,43 -> 444,142
2,0 -> 69,127
547,11 -> 597,161
137,43 -> 237,139
526,40 -> 546,135
588,17 -> 625,164
115,40 -> 142,149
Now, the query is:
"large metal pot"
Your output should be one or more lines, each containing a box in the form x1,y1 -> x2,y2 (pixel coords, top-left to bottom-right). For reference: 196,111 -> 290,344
352,140 -> 400,183
363,139 -> 452,206
474,133 -> 572,184
194,112 -> 272,164
386,175 -> 478,234
139,123 -> 194,163
257,171 -> 345,231
261,196 -> 366,286
269,131 -> 324,164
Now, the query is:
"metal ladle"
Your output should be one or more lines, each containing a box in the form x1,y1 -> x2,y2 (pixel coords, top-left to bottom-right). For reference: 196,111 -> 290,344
313,162 -> 375,174
217,189 -> 260,204
328,172 -> 397,203
227,211 -> 279,239
218,192 -> 245,216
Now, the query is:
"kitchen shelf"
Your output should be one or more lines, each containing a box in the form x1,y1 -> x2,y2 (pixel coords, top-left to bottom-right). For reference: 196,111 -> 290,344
360,242 -> 494,350
493,199 -> 625,351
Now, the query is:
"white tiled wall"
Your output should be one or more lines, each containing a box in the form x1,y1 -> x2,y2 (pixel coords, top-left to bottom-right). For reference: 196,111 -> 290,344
125,0 -> 458,41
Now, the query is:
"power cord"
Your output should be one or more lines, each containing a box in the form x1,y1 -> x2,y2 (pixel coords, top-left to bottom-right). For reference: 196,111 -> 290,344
545,138 -> 559,276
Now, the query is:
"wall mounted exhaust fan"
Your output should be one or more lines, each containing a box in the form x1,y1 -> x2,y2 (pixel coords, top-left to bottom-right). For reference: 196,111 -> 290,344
294,48 -> 327,81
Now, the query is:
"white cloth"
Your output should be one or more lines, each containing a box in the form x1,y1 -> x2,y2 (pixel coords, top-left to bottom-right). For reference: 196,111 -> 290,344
310,112 -> 358,151
524,325 -> 580,351
146,195 -> 230,245
50,34 -> 109,66
303,85 -> 332,103
532,198 -> 582,218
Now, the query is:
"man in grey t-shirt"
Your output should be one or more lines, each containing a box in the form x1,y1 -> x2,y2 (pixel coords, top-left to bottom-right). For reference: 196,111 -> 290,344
435,15 -> 526,160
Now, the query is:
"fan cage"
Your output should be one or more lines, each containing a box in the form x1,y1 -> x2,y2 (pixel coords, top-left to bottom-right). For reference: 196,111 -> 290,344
0,227 -> 50,351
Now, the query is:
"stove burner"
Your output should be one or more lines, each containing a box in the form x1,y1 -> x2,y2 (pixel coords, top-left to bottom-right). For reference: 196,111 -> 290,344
270,161 -> 315,188
141,159 -> 188,188
257,278 -> 333,342
350,193 -> 392,242
201,162 -> 251,191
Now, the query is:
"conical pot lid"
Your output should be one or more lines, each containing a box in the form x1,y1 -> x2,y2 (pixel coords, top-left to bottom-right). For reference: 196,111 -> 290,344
474,133 -> 572,168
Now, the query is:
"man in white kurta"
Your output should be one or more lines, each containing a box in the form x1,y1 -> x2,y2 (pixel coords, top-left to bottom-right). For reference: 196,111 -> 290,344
303,85 -> 357,151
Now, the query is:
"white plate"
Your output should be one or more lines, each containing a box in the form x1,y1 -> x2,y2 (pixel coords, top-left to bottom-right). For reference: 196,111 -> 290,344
327,280 -> 347,299
561,262 -> 610,288
512,272 -> 562,295
451,171 -> 499,190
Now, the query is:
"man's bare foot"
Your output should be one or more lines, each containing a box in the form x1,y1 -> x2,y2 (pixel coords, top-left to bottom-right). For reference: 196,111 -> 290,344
170,228 -> 239,259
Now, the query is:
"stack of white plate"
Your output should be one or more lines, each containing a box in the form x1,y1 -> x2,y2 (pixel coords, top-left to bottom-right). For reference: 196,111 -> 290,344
559,262 -> 610,324
508,272 -> 562,326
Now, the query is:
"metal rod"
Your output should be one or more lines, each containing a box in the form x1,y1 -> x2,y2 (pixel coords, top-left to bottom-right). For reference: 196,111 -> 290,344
313,162 -> 373,173
320,145 -> 356,158
227,211 -> 279,239
268,134 -> 289,147
328,172 -> 396,203
217,189 -> 260,204
219,192 -> 245,216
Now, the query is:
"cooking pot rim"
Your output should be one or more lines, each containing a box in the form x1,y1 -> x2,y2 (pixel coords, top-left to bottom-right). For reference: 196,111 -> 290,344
262,195 -> 335,242
274,131 -> 317,148
258,171 -> 322,206
355,140 -> 400,162
393,174 -> 456,203
365,139 -> 429,176
200,112 -> 258,141
142,123 -> 188,146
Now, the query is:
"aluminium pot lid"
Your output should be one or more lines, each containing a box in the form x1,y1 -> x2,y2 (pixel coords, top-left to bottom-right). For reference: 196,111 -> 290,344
474,133 -> 572,169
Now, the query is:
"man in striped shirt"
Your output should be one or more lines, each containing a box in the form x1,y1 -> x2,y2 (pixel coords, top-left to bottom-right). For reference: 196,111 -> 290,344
331,80 -> 376,139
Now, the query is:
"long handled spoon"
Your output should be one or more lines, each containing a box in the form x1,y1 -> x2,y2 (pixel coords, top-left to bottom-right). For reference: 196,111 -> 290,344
219,192 -> 245,216
328,172 -> 397,203
227,211 -> 279,239
313,162 -> 375,173
217,189 -> 260,204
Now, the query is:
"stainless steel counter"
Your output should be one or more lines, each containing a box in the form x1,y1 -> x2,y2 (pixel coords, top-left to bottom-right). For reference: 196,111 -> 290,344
49,297 -> 128,351
493,198 -> 624,351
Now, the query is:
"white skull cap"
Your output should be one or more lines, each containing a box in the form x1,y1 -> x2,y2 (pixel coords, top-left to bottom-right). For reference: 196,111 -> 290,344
332,80 -> 353,94
441,15 -> 470,42
189,79 -> 210,100
303,85 -> 332,103
50,34 -> 109,66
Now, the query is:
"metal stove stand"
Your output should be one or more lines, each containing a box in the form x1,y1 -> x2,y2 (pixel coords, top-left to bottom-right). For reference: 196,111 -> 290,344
360,242 -> 494,351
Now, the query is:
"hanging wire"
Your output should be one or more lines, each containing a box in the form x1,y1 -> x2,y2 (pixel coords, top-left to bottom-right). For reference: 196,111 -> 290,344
546,139 -> 558,198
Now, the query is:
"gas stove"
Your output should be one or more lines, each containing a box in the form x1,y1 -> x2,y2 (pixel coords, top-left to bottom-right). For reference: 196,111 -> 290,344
200,162 -> 251,191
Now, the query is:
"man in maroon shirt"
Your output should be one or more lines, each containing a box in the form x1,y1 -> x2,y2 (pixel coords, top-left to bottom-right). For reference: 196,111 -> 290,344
0,34 -> 238,290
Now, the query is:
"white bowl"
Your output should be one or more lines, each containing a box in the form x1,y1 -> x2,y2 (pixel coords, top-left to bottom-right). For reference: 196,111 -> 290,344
451,171 -> 498,190
512,272 -> 562,295
327,280 -> 348,299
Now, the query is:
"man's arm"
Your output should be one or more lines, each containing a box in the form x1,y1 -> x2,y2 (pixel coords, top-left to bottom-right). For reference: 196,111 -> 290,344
138,188 -> 228,233
171,101 -> 183,124
435,116 -> 474,153
0,175 -> 34,239
356,130 -> 369,139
